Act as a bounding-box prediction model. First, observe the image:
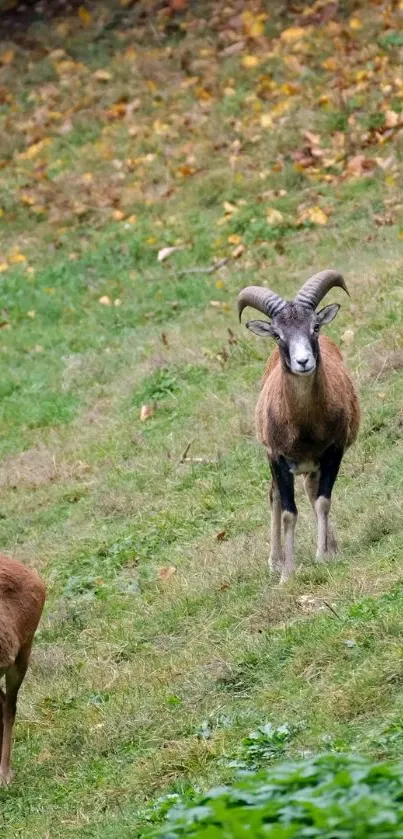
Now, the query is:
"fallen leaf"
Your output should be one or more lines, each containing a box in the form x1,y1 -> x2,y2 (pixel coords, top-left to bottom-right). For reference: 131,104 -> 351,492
232,244 -> 245,258
349,16 -> 362,29
385,110 -> 399,128
0,262 -> 8,272
93,69 -> 113,82
99,295 -> 111,305
260,113 -> 273,128
9,250 -> 27,263
158,565 -> 176,580
223,201 -> 238,215
27,310 -> 36,319
78,6 -> 91,25
18,138 -> 52,160
298,206 -> 328,225
266,208 -> 284,225
280,26 -> 306,43
242,10 -> 266,39
241,55 -> 260,69
112,209 -> 125,221
341,329 -> 355,345
215,530 -> 227,541
140,403 -> 154,422
157,246 -> 185,262
0,49 -> 14,66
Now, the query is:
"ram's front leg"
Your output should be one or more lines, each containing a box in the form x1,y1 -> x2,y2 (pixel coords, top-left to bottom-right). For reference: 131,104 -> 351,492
270,457 -> 297,584
304,472 -> 337,558
315,446 -> 343,561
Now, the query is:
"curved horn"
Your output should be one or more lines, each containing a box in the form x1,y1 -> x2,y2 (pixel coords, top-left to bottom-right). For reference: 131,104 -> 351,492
237,286 -> 286,322
294,269 -> 349,310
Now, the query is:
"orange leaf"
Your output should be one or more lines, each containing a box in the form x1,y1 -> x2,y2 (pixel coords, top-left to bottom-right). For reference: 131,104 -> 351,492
140,403 -> 154,422
0,49 -> 14,66
158,566 -> 177,580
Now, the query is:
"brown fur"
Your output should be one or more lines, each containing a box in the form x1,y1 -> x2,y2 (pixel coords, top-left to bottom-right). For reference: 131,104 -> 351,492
256,335 -> 360,463
0,555 -> 45,784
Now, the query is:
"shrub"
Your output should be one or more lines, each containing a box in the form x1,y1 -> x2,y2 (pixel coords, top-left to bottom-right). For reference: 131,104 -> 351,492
151,754 -> 403,837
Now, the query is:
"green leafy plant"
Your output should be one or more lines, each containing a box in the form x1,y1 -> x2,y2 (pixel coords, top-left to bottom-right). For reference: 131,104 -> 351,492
151,754 -> 403,838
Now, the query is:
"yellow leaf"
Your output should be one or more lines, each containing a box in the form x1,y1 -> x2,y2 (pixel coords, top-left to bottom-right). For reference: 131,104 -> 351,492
78,6 -> 91,25
242,10 -> 266,39
280,26 -> 306,43
241,55 -> 260,69
18,138 -> 52,160
349,16 -> 362,29
223,201 -> 238,215
385,175 -> 396,188
0,262 -> 8,273
27,310 -> 36,319
228,234 -> 242,245
266,208 -> 284,225
260,113 -> 273,128
215,279 -> 225,289
270,100 -> 291,120
399,230 -> 403,240
299,206 -> 329,225
0,208 -> 3,217
9,250 -> 26,263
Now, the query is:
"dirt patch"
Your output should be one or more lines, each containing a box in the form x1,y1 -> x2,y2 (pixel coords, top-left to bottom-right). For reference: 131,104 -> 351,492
0,445 -> 90,489
366,349 -> 403,382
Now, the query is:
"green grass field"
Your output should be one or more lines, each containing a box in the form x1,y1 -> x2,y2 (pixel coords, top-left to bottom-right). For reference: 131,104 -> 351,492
0,0 -> 403,835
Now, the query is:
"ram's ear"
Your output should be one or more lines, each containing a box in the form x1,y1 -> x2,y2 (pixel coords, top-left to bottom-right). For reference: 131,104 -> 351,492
246,320 -> 275,338
316,303 -> 340,326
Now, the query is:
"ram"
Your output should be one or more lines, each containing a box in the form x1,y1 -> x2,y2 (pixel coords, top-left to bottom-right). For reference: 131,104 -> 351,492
238,270 -> 360,583
0,554 -> 45,784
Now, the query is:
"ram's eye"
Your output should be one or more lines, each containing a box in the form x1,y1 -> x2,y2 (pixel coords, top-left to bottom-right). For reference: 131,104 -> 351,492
313,323 -> 320,333
271,330 -> 281,341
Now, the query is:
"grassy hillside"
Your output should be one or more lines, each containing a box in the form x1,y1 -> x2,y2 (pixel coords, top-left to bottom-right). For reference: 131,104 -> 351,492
0,0 -> 403,835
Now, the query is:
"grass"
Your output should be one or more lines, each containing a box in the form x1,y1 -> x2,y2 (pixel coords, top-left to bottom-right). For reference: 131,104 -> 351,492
0,0 -> 403,835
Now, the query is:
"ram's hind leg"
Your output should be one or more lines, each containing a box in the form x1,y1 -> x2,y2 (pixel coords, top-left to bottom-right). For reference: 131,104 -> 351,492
304,472 -> 338,559
268,478 -> 283,573
315,447 -> 343,562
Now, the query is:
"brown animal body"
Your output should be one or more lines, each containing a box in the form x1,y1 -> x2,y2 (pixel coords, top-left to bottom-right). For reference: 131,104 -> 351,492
257,335 -> 359,465
0,554 -> 45,785
238,269 -> 360,583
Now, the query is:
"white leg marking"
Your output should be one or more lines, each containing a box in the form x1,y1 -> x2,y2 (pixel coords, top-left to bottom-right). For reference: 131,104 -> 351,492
269,483 -> 283,573
280,510 -> 297,584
